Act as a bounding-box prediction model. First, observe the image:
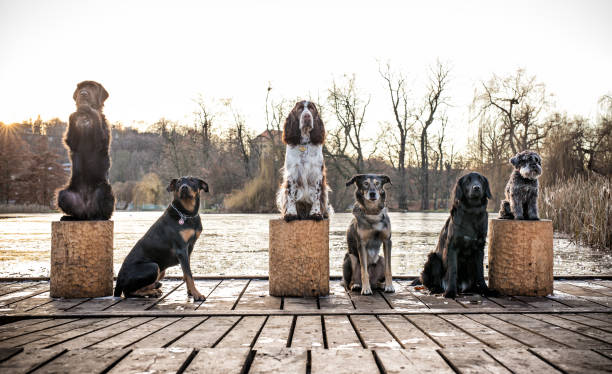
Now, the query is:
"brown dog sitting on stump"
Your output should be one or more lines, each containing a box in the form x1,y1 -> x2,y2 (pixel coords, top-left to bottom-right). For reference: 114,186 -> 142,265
57,81 -> 115,220
499,150 -> 542,220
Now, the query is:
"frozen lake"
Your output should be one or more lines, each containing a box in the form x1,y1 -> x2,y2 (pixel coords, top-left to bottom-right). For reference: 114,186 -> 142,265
0,212 -> 610,277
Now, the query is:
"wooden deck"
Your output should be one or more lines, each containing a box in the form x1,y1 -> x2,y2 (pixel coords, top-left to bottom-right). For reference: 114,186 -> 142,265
0,278 -> 610,373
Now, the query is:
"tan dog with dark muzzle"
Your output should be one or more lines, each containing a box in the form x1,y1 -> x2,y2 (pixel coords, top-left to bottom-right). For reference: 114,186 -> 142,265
342,174 -> 394,295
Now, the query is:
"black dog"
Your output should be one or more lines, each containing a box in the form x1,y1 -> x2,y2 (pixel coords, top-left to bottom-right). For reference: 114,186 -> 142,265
343,174 -> 394,295
413,172 -> 496,299
114,177 -> 208,300
57,81 -> 114,220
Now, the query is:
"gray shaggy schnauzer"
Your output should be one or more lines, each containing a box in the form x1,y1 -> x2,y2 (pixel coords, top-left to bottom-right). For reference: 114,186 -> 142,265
499,150 -> 543,220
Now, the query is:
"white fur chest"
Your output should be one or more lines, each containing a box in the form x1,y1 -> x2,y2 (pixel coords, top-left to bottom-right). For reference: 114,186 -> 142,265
284,144 -> 323,202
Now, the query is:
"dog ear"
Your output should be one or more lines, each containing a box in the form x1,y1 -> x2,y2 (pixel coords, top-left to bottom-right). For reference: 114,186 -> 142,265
452,175 -> 466,203
96,82 -> 109,107
346,175 -> 362,187
309,104 -> 325,145
197,179 -> 209,193
380,175 -> 392,186
282,103 -> 301,145
509,156 -> 519,167
166,178 -> 178,192
481,175 -> 492,199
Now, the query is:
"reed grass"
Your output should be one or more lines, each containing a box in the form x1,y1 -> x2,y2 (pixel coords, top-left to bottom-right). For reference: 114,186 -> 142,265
540,174 -> 611,249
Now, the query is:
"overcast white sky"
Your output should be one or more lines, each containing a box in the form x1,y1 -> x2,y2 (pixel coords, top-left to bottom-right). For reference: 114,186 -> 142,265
1,0 -> 610,147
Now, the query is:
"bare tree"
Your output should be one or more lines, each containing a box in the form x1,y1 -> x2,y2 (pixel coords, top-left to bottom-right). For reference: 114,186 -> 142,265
192,95 -> 216,163
225,101 -> 253,178
415,61 -> 450,210
474,69 -> 552,154
380,63 -> 417,210
326,74 -> 370,175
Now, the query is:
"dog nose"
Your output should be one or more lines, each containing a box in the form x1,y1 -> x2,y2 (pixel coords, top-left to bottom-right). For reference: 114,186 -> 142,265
473,185 -> 481,191
369,192 -> 376,199
79,90 -> 88,96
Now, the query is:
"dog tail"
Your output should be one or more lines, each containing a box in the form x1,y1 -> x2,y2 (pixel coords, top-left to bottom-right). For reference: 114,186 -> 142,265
499,200 -> 514,219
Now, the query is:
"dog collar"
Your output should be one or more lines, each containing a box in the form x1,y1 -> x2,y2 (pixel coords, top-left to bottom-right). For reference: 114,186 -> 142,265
170,203 -> 198,225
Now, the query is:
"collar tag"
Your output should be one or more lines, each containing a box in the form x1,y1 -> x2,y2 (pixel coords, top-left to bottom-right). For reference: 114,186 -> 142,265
299,146 -> 306,152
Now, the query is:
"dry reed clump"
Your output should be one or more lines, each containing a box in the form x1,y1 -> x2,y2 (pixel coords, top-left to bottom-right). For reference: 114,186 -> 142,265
224,157 -> 279,213
540,174 -> 611,249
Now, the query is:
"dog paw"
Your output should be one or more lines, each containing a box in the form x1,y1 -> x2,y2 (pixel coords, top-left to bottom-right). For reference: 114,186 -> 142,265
192,292 -> 206,302
283,214 -> 298,222
384,284 -> 395,293
151,289 -> 163,298
308,213 -> 324,221
154,282 -> 162,289
483,288 -> 500,297
443,290 -> 457,299
361,286 -> 373,295
351,283 -> 362,292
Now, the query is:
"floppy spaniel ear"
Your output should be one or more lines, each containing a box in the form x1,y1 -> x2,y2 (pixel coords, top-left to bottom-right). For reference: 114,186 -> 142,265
482,175 -> 492,199
309,105 -> 325,145
509,156 -> 519,167
197,179 -> 209,193
96,83 -> 109,107
282,105 -> 301,145
380,175 -> 392,186
346,175 -> 363,187
452,175 -> 466,203
166,178 -> 178,192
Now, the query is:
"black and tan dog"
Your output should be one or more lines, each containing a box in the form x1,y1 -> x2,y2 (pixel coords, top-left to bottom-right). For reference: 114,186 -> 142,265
413,172 -> 497,298
342,174 -> 394,295
114,177 -> 208,300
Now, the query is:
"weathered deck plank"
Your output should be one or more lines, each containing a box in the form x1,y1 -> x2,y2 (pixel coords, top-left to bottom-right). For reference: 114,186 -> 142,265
405,314 -> 485,349
323,315 -> 362,349
0,347 -> 65,373
375,349 -> 454,373
196,279 -> 249,310
350,314 -> 401,349
131,316 -> 206,348
252,315 -> 293,349
216,315 -> 266,348
33,348 -> 129,373
290,315 -> 324,348
183,348 -> 249,373
439,348 -> 512,373
531,348 -> 612,374
377,315 -> 439,349
57,317 -> 151,350
249,347 -> 307,373
484,348 -> 560,373
171,316 -> 240,348
466,314 -> 567,348
311,349 -> 379,373
235,280 -> 281,311
107,347 -> 193,373
439,314 -> 526,348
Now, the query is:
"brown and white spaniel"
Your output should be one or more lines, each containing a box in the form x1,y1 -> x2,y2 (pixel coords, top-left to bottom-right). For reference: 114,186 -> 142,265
276,100 -> 332,221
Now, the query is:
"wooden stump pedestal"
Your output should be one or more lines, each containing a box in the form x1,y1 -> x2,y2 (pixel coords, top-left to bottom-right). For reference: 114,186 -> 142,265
269,219 -> 329,297
487,219 -> 553,296
50,220 -> 114,298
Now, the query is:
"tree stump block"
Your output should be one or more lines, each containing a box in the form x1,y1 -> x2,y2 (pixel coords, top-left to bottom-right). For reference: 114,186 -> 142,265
50,221 -> 114,298
269,219 -> 329,297
487,219 -> 553,296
